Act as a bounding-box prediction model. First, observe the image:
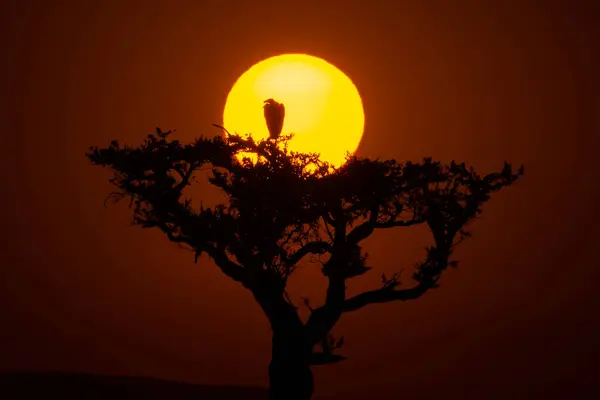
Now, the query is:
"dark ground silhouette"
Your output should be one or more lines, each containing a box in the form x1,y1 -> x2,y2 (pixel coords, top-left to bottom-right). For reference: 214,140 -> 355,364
0,371 -> 268,400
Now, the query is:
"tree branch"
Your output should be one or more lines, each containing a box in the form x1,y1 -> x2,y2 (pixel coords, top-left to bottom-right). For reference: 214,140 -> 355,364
174,162 -> 197,192
342,282 -> 431,313
343,218 -> 456,314
200,244 -> 247,283
304,264 -> 346,348
150,218 -> 247,284
346,205 -> 426,246
285,241 -> 332,266
375,218 -> 424,229
346,206 -> 379,245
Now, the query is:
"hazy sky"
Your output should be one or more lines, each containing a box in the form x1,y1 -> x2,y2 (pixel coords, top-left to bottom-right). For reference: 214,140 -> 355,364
1,1 -> 599,399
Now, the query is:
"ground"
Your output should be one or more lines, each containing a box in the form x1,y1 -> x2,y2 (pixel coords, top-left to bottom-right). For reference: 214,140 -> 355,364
0,371 -> 268,400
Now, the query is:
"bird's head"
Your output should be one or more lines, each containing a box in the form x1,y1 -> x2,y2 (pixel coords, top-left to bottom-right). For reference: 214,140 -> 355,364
264,98 -> 281,108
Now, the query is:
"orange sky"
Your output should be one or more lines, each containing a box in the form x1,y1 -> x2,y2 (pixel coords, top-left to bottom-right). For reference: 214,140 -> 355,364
1,1 -> 599,399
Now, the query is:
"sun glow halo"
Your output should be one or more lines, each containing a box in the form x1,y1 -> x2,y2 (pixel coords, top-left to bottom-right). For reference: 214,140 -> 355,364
223,54 -> 365,168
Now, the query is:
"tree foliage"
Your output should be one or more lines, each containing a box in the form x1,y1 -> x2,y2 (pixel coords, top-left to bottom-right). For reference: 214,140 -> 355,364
87,127 -> 523,365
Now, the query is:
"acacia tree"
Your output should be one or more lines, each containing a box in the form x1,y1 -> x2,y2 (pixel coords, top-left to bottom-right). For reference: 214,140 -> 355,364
87,127 -> 523,400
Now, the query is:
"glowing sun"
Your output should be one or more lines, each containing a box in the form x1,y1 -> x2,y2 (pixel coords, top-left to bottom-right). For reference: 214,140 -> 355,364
223,54 -> 365,168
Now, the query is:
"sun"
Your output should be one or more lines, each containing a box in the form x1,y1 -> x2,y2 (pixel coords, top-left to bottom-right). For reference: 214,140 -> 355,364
223,54 -> 365,168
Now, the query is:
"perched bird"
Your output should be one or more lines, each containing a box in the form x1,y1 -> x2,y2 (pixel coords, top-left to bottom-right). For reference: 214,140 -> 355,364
263,98 -> 285,139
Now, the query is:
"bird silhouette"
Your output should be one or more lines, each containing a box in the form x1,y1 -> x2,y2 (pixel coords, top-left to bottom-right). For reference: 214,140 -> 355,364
263,98 -> 285,139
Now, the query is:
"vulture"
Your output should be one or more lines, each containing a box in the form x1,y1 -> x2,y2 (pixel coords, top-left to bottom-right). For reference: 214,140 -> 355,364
263,98 -> 285,139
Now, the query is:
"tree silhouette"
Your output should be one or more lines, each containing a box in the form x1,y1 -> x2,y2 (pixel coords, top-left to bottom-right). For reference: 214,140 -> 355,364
86,126 -> 523,400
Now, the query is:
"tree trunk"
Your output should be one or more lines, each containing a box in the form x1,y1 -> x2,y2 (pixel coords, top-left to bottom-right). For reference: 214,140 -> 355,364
247,274 -> 315,399
268,328 -> 314,400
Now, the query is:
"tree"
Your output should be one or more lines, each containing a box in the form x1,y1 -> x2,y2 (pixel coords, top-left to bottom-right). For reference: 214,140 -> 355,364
86,127 -> 523,400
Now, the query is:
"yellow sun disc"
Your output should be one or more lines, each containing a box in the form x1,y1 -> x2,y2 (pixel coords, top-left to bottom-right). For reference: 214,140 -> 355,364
223,54 -> 365,168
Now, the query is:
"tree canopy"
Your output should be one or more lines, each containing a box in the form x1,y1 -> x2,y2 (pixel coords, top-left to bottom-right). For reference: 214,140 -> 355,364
88,128 -> 522,296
